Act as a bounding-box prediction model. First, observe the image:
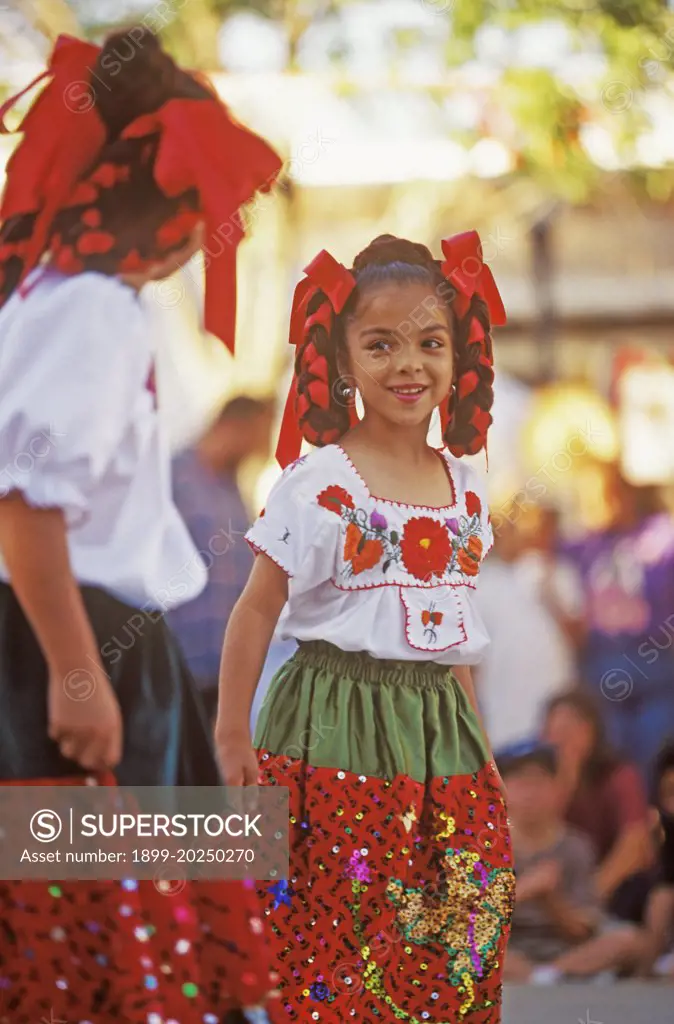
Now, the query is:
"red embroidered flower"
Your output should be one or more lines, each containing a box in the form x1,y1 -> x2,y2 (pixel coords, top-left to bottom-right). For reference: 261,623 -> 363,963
400,517 -> 453,581
343,522 -> 383,575
421,610 -> 444,626
465,491 -> 482,518
458,535 -> 483,577
317,485 -> 355,515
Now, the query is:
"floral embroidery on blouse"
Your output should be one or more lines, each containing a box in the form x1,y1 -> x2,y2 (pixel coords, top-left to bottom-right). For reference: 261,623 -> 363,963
401,516 -> 453,580
316,483 -> 487,585
317,485 -> 402,578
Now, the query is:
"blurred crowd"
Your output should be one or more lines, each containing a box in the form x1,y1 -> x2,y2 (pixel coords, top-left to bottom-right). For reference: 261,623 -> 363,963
475,471 -> 674,984
168,392 -> 674,988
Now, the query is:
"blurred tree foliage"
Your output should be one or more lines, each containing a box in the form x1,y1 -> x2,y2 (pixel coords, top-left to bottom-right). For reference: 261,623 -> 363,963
449,0 -> 674,201
62,0 -> 674,201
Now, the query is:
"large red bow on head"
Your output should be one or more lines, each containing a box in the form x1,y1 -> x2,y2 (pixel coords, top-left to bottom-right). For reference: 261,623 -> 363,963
441,231 -> 507,326
276,250 -> 356,468
123,100 -> 282,352
0,36 -> 282,353
0,35 -> 106,284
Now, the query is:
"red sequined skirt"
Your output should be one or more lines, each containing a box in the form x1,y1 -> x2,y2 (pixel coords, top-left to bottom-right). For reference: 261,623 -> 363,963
0,584 -> 278,1023
255,641 -> 515,1023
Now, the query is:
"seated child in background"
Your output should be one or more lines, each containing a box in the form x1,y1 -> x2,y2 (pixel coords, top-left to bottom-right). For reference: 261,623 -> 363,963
640,741 -> 674,977
502,742 -> 646,984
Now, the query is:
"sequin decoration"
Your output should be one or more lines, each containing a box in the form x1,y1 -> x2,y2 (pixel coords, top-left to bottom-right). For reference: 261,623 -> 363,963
257,757 -> 515,1022
0,776 -> 278,1024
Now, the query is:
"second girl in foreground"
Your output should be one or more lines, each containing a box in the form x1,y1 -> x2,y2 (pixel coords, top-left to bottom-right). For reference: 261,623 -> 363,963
217,233 -> 516,1022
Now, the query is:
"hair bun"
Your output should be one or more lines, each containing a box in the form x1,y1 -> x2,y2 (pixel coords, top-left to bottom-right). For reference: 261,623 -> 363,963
352,234 -> 435,273
93,28 -> 189,136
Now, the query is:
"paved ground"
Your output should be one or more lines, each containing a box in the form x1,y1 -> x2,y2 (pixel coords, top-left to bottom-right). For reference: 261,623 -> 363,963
503,982 -> 670,1024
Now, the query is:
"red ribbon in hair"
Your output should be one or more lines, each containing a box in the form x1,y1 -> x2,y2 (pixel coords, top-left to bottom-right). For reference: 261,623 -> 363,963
0,35 -> 282,353
440,231 -> 506,326
0,36 -> 107,284
276,250 -> 356,468
438,230 -> 506,447
123,100 -> 282,351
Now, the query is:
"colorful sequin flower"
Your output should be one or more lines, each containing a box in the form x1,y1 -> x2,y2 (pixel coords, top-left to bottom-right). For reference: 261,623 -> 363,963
269,879 -> 293,909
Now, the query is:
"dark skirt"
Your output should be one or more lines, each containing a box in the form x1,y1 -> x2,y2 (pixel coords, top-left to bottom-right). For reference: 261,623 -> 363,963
0,583 -> 278,1024
0,582 -> 219,785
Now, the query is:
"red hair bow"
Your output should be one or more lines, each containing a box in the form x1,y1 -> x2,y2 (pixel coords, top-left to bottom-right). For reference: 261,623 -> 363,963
123,100 -> 282,352
276,250 -> 356,468
0,35 -> 282,353
441,231 -> 506,326
0,36 -> 107,285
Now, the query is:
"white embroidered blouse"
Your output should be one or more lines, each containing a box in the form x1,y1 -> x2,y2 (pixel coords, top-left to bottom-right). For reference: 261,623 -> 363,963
0,268 -> 206,611
246,444 -> 493,665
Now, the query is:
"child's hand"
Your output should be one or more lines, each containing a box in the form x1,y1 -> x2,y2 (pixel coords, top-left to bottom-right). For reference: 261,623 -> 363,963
532,858 -> 561,896
215,730 -> 260,787
48,660 -> 123,772
517,859 -> 561,901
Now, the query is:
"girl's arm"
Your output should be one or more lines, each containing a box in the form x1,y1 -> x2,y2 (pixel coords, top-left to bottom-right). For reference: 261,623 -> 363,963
639,884 -> 674,974
0,493 -> 122,769
595,821 -> 654,902
215,552 -> 288,784
595,765 -> 655,902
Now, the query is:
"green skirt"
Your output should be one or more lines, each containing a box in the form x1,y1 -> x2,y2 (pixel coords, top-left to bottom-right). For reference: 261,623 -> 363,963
256,641 -> 515,1024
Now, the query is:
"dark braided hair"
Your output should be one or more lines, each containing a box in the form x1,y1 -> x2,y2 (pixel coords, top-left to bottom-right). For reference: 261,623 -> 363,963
294,234 -> 495,457
0,27 -> 209,304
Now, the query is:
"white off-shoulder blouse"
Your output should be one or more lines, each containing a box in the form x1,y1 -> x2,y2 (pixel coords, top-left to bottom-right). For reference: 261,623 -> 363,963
246,444 -> 494,664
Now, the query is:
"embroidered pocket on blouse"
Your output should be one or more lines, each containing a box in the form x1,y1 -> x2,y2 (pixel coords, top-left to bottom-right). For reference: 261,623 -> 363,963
399,586 -> 468,653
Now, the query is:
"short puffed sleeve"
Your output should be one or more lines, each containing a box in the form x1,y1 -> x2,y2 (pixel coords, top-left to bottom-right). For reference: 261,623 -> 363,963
246,457 -> 340,589
0,271 -> 149,525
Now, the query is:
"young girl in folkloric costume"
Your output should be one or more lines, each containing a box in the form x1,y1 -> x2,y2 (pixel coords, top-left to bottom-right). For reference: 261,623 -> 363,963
217,234 -> 516,1022
0,27 -> 283,1024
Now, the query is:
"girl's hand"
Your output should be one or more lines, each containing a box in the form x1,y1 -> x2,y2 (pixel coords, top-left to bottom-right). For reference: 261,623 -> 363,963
47,661 -> 123,772
215,730 -> 260,787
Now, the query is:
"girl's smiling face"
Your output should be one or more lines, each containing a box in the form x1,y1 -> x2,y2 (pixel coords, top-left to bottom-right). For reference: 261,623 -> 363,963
340,280 -> 454,429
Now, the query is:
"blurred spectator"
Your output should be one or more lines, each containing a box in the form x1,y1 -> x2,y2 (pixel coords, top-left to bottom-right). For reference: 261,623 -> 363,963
474,510 -> 577,752
516,504 -> 586,654
640,741 -> 674,978
543,692 -> 655,926
565,464 -> 674,779
168,396 -> 274,721
502,742 -> 645,984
